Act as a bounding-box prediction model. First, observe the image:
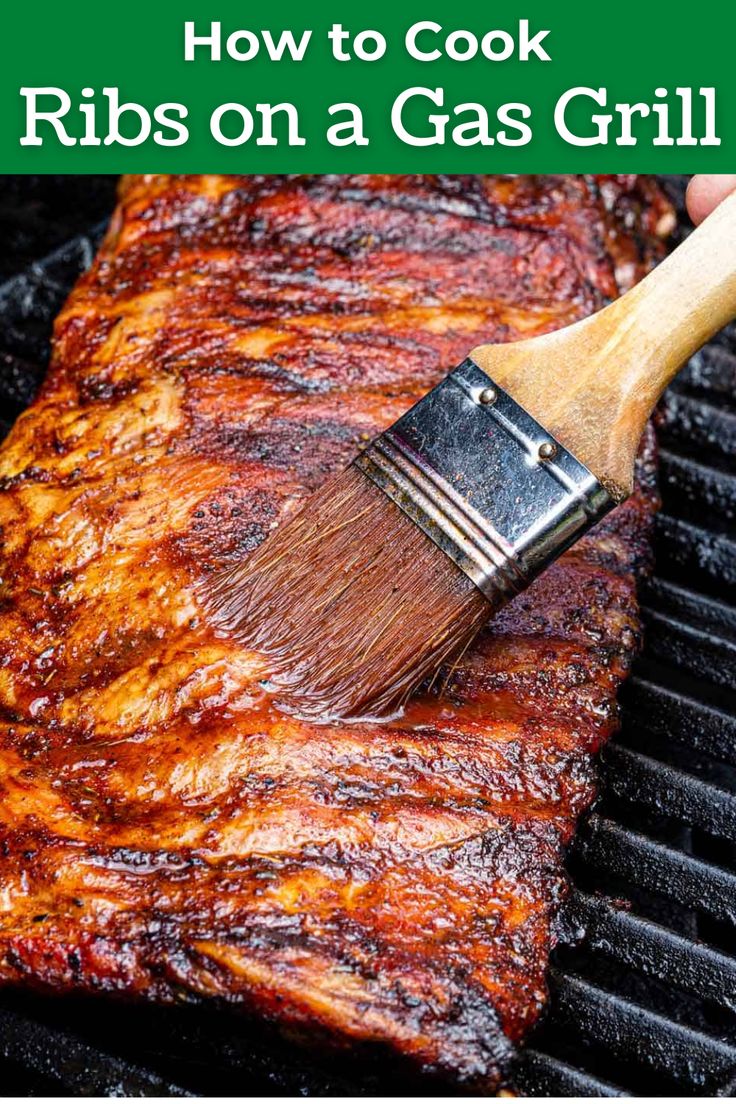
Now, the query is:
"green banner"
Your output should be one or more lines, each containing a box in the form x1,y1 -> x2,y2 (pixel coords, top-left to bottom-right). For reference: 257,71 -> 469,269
1,0 -> 733,171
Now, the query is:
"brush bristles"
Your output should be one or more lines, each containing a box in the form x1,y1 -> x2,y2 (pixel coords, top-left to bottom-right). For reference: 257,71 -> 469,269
203,466 -> 491,721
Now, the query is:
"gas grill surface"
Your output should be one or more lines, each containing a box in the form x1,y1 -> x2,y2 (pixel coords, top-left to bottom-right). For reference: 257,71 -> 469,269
0,176 -> 735,1096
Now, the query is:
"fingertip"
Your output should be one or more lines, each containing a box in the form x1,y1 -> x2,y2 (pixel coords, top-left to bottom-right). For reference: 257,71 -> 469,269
686,174 -> 736,225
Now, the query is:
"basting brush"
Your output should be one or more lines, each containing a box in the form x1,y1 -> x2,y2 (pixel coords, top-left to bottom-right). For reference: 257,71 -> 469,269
203,192 -> 736,722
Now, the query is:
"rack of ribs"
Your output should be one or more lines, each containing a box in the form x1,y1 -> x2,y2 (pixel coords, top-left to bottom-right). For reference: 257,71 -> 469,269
0,174 -> 670,1089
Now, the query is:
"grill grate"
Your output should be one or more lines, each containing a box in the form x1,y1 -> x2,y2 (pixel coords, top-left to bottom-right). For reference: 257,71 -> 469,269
0,177 -> 735,1096
512,197 -> 736,1091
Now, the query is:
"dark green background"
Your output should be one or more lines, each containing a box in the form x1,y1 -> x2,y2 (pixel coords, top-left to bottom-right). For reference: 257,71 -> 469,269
1,0 -> 733,171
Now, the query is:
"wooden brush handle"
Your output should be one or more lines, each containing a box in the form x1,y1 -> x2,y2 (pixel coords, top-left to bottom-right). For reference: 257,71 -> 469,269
471,190 -> 736,496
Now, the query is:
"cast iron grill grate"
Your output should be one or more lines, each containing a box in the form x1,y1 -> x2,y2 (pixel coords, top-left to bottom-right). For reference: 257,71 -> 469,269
0,179 -> 735,1096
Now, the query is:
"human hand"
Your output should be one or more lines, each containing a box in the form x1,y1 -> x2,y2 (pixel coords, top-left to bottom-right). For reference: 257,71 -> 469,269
686,174 -> 736,225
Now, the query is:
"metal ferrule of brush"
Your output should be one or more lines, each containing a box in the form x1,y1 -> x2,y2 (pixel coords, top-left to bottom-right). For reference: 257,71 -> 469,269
353,358 -> 614,605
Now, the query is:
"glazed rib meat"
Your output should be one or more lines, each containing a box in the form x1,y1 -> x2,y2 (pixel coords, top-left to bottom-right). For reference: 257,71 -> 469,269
0,175 -> 670,1089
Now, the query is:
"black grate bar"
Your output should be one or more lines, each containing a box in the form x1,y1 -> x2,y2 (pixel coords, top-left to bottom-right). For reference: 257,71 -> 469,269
0,227 -> 105,366
676,343 -> 736,403
645,576 -> 736,638
570,891 -> 736,1012
660,391 -> 736,466
550,972 -> 736,1092
0,229 -> 101,303
602,743 -> 736,839
577,815 -> 736,925
655,513 -> 736,594
0,1006 -> 192,1097
515,1047 -> 627,1097
621,675 -> 736,767
660,447 -> 736,514
640,606 -> 736,690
